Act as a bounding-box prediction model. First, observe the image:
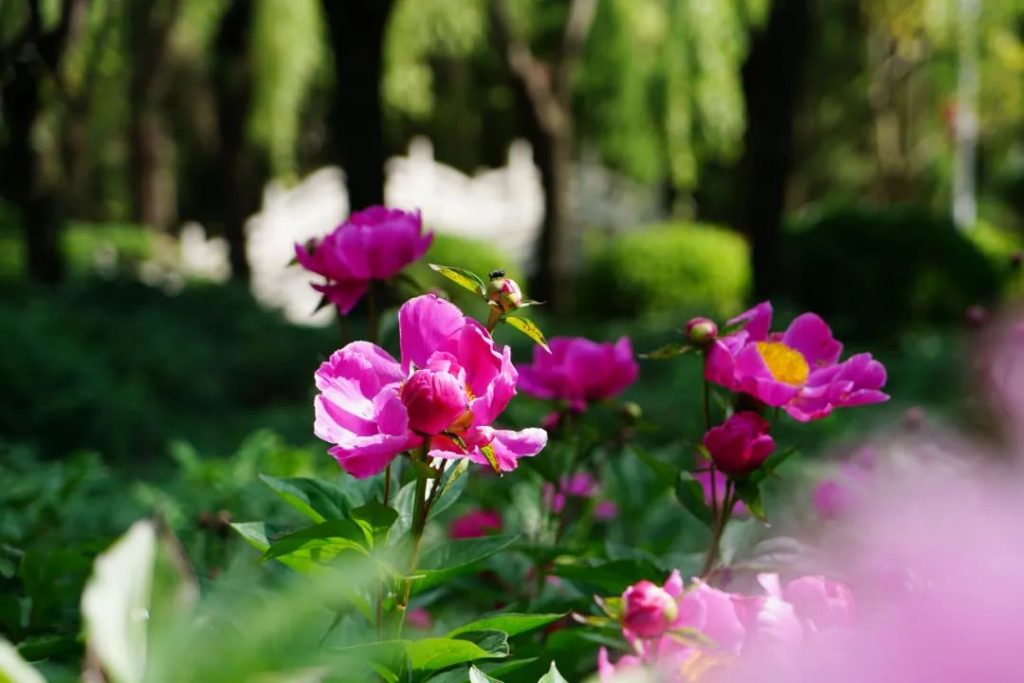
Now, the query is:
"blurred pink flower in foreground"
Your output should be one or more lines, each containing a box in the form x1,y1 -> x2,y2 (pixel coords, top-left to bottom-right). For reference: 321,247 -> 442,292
706,302 -> 888,421
295,206 -> 433,314
313,294 -> 546,477
449,509 -> 503,539
519,336 -> 638,411
702,412 -> 775,476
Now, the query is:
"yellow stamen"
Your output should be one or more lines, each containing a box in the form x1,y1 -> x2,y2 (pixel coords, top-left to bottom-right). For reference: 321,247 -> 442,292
756,341 -> 809,385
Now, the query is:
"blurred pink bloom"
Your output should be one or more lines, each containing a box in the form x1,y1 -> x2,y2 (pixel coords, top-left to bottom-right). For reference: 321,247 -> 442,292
623,572 -> 682,639
694,470 -> 748,518
295,206 -> 433,314
406,608 -> 433,630
449,509 -> 503,539
702,412 -> 776,476
706,302 -> 888,421
595,500 -> 619,521
519,336 -> 638,411
783,575 -> 855,631
542,472 -> 599,513
812,447 -> 876,520
674,578 -> 747,652
313,294 -> 546,477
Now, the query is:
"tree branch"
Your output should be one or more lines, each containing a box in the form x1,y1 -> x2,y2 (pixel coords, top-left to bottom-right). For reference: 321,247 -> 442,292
488,0 -> 566,133
557,0 -> 598,96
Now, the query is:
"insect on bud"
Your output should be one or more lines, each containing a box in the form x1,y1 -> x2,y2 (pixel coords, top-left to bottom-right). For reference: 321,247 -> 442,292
487,270 -> 523,313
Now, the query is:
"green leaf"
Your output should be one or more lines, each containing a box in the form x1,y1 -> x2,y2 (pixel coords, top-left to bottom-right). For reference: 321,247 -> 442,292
552,558 -> 662,594
388,481 -> 417,543
447,613 -> 565,639
456,630 -> 510,659
537,661 -> 569,683
469,666 -> 504,683
351,501 -> 398,548
259,475 -> 352,522
640,342 -> 693,360
405,637 -> 505,672
632,446 -> 677,484
749,447 -> 798,484
264,520 -> 368,562
412,535 -> 519,593
231,521 -> 271,552
429,264 -> 487,296
429,459 -> 470,520
676,471 -> 713,525
502,316 -> 550,352
479,444 -> 502,475
733,480 -> 766,522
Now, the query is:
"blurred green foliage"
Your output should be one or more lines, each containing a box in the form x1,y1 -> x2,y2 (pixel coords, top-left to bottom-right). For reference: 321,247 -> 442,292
575,222 -> 750,320
784,205 -> 1003,339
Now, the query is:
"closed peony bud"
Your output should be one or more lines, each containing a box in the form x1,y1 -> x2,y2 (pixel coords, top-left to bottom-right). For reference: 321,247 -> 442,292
622,580 -> 679,639
686,317 -> 718,346
702,412 -> 775,476
486,270 -> 523,313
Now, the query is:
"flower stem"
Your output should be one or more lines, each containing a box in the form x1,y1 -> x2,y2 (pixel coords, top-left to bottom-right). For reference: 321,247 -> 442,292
382,465 -> 391,507
700,354 -> 721,541
395,444 -> 430,638
700,480 -> 735,577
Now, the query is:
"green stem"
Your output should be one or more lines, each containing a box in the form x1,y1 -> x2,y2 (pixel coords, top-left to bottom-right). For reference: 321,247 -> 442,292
395,445 -> 430,638
700,354 -> 721,538
700,480 -> 734,577
382,464 -> 391,507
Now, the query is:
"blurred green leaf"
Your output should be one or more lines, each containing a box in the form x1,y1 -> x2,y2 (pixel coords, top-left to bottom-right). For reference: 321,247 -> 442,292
350,502 -> 398,548
640,342 -> 693,360
447,613 -> 565,639
676,471 -> 713,525
412,535 -> 519,593
264,520 -> 368,562
259,475 -> 354,522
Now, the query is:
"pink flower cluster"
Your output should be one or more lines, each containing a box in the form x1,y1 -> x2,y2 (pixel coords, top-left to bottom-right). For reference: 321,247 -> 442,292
313,294 -> 546,477
296,207 -> 433,314
706,302 -> 888,421
599,571 -> 854,681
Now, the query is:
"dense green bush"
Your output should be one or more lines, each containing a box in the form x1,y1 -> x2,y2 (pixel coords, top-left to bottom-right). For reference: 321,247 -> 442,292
575,222 -> 751,319
784,205 -> 1003,339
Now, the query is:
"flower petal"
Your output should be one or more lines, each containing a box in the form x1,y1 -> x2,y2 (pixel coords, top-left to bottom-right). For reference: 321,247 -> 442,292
782,313 -> 843,367
398,294 -> 467,372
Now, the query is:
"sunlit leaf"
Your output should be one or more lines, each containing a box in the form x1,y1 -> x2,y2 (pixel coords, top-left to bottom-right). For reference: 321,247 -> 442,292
264,520 -> 368,562
412,535 -> 519,594
350,502 -> 399,548
469,666 -> 504,683
405,637 -> 505,672
503,316 -> 550,352
536,661 -> 569,683
259,475 -> 353,523
429,264 -> 487,296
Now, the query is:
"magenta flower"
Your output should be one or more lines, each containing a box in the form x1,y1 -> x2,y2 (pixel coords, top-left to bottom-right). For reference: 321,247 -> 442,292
519,336 -> 638,411
449,509 -> 503,539
706,302 -> 888,421
702,412 -> 776,476
675,578 -> 748,652
313,294 -> 547,478
622,571 -> 683,639
783,575 -> 855,631
295,206 -> 433,314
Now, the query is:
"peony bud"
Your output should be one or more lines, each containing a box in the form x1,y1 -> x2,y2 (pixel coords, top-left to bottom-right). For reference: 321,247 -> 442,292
487,270 -> 523,313
702,412 -> 775,476
686,317 -> 718,346
622,580 -> 679,639
401,368 -> 468,435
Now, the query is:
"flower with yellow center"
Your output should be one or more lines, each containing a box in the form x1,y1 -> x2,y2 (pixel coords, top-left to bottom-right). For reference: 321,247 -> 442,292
755,341 -> 810,386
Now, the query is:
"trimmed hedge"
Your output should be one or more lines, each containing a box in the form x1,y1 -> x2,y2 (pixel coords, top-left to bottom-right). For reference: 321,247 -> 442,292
783,205 -> 1003,338
576,222 -> 751,319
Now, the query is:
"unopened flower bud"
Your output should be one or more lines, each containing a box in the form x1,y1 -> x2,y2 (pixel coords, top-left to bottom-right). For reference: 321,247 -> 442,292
487,270 -> 523,313
619,401 -> 643,424
686,317 -> 718,346
622,580 -> 679,638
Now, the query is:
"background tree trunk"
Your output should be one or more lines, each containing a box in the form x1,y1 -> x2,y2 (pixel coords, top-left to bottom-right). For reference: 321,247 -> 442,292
320,0 -> 394,212
739,0 -> 811,299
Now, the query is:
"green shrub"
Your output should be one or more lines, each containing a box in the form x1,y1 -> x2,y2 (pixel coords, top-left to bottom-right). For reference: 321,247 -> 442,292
784,204 -> 1003,338
576,222 -> 751,319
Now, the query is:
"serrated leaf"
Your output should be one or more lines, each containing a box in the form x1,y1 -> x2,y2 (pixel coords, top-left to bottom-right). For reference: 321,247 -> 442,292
479,445 -> 502,475
537,661 -> 568,683
264,520 -> 368,562
259,475 -> 352,523
429,264 -> 487,296
503,316 -> 550,352
448,613 -> 565,639
412,535 -> 519,594
676,471 -> 713,525
640,342 -> 693,360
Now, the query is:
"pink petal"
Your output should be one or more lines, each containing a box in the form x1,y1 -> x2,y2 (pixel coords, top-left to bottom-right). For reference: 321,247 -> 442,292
327,432 -> 421,478
313,280 -> 369,315
398,294 -> 467,372
315,342 -> 403,396
466,427 -> 547,472
729,301 -> 773,340
782,313 -> 843,367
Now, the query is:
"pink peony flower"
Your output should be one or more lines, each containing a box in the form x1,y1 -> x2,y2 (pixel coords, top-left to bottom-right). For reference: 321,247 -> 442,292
518,336 -> 638,411
295,206 -> 433,314
449,509 -> 503,539
406,608 -> 433,630
702,412 -> 776,476
783,575 -> 855,631
706,302 -> 888,421
623,574 -> 682,639
313,294 -> 547,477
674,578 -> 747,652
